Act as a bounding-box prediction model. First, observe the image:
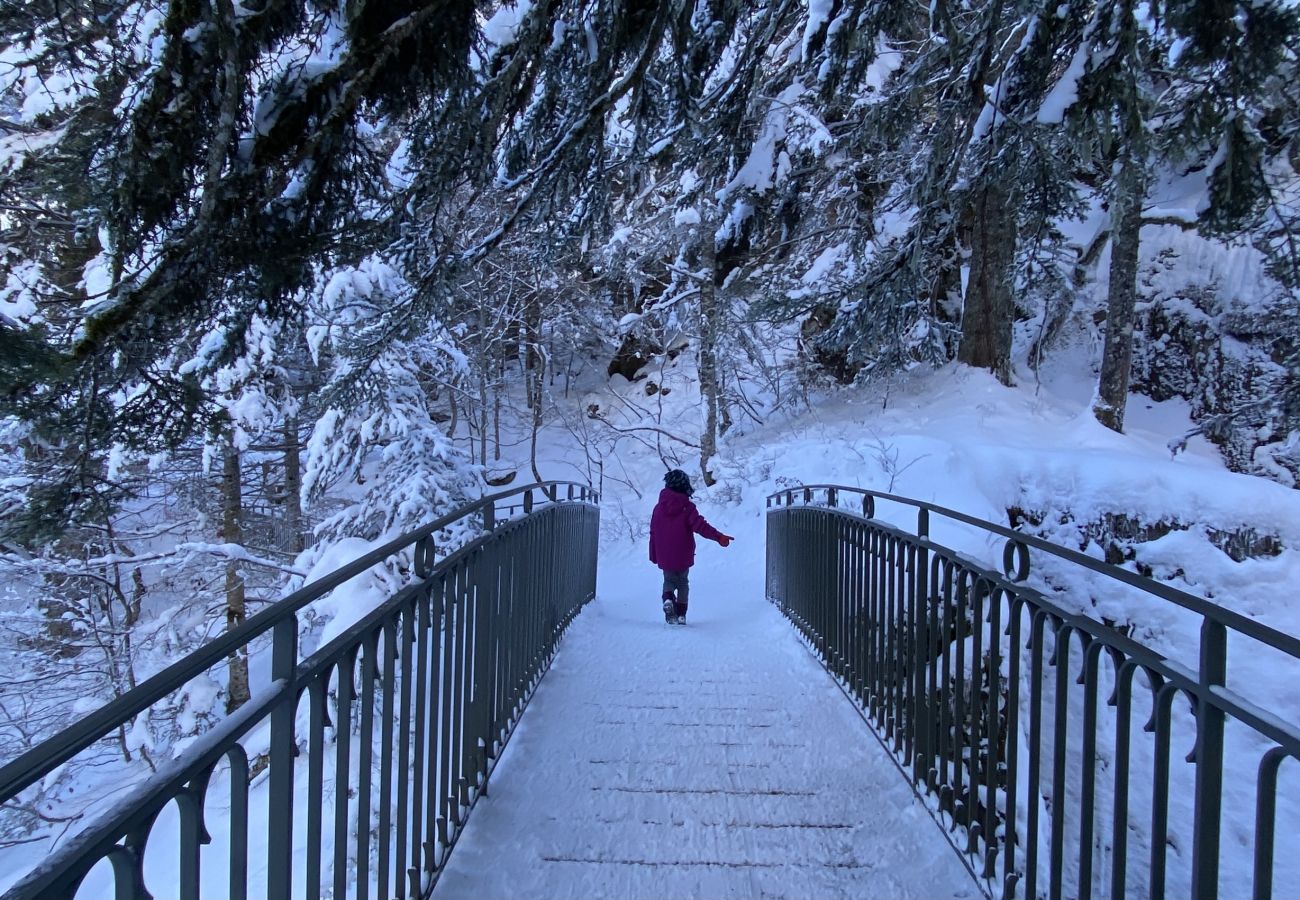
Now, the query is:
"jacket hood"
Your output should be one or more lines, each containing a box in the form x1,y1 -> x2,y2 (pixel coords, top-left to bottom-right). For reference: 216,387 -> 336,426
657,487 -> 692,512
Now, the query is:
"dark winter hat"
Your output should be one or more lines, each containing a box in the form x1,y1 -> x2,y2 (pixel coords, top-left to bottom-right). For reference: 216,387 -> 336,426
665,469 -> 694,496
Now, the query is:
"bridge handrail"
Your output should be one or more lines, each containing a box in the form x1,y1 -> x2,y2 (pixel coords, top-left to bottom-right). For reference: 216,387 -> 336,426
766,483 -> 1300,659
0,481 -> 596,809
766,482 -> 1299,900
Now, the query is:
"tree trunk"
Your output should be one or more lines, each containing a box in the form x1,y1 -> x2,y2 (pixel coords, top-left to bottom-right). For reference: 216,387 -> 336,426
493,359 -> 502,462
1094,2 -> 1147,434
1093,153 -> 1146,432
477,300 -> 489,467
447,378 -> 458,440
526,292 -> 544,483
282,416 -> 303,554
698,232 -> 720,486
958,180 -> 1016,384
222,439 -> 250,713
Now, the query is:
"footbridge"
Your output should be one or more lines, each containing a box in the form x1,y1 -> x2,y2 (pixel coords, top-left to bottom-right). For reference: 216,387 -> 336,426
1,482 -> 1296,899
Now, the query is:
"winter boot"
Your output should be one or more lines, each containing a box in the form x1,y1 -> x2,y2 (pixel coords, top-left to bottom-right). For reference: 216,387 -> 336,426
673,601 -> 687,624
662,596 -> 677,624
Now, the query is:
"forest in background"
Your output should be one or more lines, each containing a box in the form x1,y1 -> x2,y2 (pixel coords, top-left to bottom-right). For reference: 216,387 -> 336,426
0,0 -> 1297,849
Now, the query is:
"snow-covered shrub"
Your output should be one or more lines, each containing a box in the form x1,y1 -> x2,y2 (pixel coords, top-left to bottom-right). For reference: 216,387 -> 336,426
1128,249 -> 1298,487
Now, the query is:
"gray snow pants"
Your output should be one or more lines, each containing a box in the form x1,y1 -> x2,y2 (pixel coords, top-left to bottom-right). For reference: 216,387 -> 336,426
662,569 -> 689,618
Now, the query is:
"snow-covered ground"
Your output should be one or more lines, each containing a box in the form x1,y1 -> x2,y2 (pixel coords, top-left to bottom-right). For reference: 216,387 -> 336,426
518,342 -> 1300,898
433,546 -> 977,899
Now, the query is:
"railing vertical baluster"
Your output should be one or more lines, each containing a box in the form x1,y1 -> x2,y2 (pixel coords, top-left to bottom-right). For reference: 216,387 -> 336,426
378,620 -> 397,897
504,531 -> 520,728
913,513 -> 930,788
357,631 -> 378,900
1149,685 -> 1177,900
106,846 -> 139,899
1026,610 -> 1048,900
852,523 -> 865,703
229,746 -> 250,900
438,571 -> 456,850
1192,619 -> 1228,900
889,533 -> 900,741
874,529 -> 886,723
410,590 -> 430,893
481,545 -> 500,796
966,578 -> 986,850
448,565 -> 464,833
267,617 -> 298,900
305,680 -> 327,900
1110,662 -> 1138,899
938,566 -> 954,799
474,552 -> 489,784
178,789 -> 202,900
453,564 -> 471,818
952,573 -> 968,826
425,577 -> 445,870
1252,747 -> 1287,900
1002,600 -> 1023,896
395,601 -> 415,898
818,512 -> 828,657
900,542 -> 913,764
982,585 -> 1002,879
970,579 -> 988,852
1049,624 -> 1073,900
452,564 -> 470,819
333,651 -> 356,900
1079,641 -> 1103,900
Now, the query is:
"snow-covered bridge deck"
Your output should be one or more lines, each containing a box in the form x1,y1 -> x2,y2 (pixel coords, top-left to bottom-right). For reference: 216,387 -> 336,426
433,561 -> 975,899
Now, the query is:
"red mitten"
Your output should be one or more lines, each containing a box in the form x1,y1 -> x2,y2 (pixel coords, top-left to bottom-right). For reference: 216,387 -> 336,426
719,535 -> 733,548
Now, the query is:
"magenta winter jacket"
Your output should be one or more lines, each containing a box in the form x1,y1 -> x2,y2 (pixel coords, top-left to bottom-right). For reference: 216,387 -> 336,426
649,488 -> 725,571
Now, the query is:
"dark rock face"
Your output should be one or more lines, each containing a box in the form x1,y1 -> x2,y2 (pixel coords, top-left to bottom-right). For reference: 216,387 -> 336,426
607,332 -> 662,381
1126,253 -> 1298,488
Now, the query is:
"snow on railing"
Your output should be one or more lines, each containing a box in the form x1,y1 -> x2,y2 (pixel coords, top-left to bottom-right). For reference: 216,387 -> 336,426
766,484 -> 1300,900
0,482 -> 599,900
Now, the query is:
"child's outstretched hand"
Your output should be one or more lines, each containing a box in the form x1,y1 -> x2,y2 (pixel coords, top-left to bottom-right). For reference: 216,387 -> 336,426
719,535 -> 734,548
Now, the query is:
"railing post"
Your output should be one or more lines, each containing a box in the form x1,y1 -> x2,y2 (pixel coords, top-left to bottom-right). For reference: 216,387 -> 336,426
415,535 -> 436,577
267,617 -> 298,900
482,498 -> 496,532
913,509 -> 929,786
1192,618 -> 1228,900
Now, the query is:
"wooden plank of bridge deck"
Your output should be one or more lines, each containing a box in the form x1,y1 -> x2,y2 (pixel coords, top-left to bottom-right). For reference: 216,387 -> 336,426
431,557 -> 977,900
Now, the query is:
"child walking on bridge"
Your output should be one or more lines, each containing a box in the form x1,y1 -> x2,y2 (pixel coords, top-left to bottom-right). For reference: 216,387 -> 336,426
649,469 -> 733,624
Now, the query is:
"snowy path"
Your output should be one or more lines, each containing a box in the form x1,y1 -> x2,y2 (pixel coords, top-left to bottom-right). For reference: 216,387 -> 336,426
433,549 -> 976,899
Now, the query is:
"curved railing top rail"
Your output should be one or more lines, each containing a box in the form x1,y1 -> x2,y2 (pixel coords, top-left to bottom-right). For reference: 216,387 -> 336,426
0,480 -> 598,805
767,483 -> 1300,662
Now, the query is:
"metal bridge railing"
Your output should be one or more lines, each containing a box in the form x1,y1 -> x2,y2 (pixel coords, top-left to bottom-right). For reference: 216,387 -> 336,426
0,481 -> 599,900
766,484 -> 1300,900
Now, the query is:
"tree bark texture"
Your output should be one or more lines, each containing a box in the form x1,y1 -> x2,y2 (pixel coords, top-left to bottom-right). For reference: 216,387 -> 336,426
1093,153 -> 1146,433
1093,0 -> 1147,434
527,292 -> 544,483
958,180 -> 1016,384
282,417 -> 303,554
697,232 -> 720,486
222,440 -> 250,713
